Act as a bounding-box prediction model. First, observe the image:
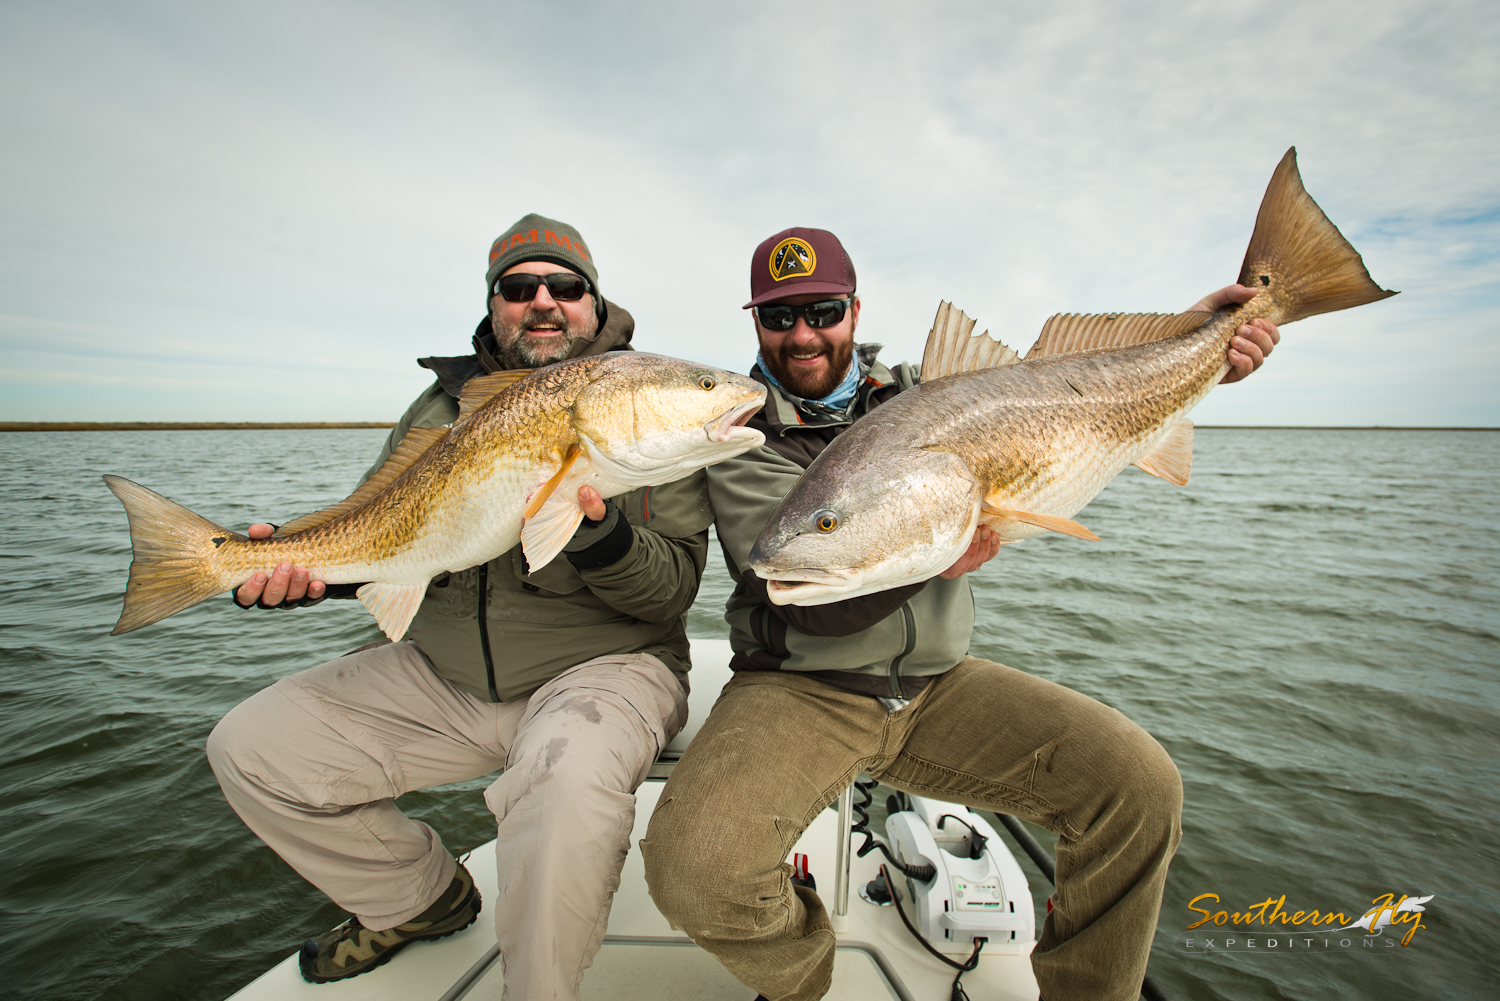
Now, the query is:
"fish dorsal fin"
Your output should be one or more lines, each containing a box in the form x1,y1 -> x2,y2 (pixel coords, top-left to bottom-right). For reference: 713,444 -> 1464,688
274,426 -> 448,536
458,370 -> 533,421
1025,311 -> 1212,360
919,301 -> 1022,382
981,502 -> 1101,541
356,581 -> 429,641
1134,420 -> 1194,485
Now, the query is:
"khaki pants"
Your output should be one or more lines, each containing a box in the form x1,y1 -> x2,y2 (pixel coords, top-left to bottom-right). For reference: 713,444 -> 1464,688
207,640 -> 687,1001
640,658 -> 1181,1001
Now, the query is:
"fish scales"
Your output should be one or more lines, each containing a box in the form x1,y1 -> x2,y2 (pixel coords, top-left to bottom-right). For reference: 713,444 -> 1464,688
200,377 -> 576,582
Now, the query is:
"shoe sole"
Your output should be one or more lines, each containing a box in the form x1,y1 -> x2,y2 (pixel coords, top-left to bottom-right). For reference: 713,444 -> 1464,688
298,883 -> 483,984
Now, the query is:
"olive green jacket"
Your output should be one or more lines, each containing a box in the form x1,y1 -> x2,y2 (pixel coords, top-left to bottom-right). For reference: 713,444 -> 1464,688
362,306 -> 711,702
706,346 -> 974,699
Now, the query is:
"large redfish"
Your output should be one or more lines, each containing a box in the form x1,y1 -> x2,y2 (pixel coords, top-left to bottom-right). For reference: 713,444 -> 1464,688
106,354 -> 765,637
751,149 -> 1396,605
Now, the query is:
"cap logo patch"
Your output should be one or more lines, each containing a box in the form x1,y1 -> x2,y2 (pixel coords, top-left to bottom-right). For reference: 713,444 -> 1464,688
770,238 -> 816,281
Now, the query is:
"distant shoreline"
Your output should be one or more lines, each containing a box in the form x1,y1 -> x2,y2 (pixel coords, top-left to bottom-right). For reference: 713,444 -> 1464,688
0,422 -> 398,431
1,422 -> 1494,433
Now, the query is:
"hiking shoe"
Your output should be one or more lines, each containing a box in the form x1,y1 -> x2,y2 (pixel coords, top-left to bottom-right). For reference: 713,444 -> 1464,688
298,862 -> 481,983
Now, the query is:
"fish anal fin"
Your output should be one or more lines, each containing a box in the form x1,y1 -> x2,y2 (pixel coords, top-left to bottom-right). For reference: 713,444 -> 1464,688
919,301 -> 1022,382
1134,420 -> 1194,486
276,427 -> 448,536
457,370 -> 533,421
1025,311 -> 1212,361
523,444 -> 582,520
981,502 -> 1101,541
356,581 -> 429,641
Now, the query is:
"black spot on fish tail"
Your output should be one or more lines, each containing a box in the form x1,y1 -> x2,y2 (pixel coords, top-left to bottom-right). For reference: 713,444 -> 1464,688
211,537 -> 226,547
1260,274 -> 1271,286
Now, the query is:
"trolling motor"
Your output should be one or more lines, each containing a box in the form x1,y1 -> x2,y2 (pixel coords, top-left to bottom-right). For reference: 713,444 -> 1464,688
873,793 -> 1036,954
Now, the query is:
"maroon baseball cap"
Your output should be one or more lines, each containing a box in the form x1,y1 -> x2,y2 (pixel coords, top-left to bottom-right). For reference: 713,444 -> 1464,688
743,227 -> 857,308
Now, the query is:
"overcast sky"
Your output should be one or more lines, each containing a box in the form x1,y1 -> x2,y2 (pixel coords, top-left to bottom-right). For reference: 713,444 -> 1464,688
2,0 -> 1495,425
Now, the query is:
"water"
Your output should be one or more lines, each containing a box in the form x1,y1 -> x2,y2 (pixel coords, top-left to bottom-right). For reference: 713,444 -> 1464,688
0,429 -> 1495,1000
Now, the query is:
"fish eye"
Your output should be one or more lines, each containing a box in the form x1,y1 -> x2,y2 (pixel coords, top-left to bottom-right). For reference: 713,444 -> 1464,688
698,375 -> 717,390
813,511 -> 839,533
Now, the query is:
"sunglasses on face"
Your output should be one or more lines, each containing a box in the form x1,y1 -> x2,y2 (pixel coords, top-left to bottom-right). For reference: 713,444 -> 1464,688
493,272 -> 592,302
753,298 -> 854,332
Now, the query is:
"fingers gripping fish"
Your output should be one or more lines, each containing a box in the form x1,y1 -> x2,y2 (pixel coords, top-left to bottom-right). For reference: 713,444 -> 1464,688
105,354 -> 766,639
751,149 -> 1397,606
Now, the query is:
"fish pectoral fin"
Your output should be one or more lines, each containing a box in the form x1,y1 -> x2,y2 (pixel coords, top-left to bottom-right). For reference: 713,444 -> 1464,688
981,503 -> 1101,541
521,446 -> 595,571
521,496 -> 586,574
1133,420 -> 1194,486
356,581 -> 429,641
457,370 -> 534,422
277,426 -> 449,536
919,301 -> 1022,381
523,444 -> 582,520
1024,311 -> 1211,360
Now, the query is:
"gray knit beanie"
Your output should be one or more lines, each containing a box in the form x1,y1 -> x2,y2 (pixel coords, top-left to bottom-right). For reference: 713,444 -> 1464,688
485,213 -> 603,320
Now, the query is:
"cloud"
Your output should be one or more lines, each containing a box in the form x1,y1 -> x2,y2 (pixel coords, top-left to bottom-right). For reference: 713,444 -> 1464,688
1,0 -> 1495,424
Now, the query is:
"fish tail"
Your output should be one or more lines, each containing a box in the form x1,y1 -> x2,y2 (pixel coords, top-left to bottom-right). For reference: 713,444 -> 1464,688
103,474 -> 239,634
1239,147 -> 1398,324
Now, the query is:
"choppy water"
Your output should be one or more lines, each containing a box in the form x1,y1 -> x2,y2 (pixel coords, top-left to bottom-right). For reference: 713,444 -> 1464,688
0,429 -> 1495,1000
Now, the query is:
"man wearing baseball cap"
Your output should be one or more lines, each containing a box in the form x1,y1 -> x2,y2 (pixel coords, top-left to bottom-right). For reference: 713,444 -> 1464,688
641,226 -> 1280,1001
209,213 -> 713,998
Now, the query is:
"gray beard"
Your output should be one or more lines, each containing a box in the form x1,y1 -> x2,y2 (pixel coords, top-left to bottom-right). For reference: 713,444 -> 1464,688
493,307 -> 598,369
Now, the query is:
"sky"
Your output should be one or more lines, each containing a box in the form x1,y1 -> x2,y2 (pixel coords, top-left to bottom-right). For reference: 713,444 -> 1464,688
1,0 -> 1496,426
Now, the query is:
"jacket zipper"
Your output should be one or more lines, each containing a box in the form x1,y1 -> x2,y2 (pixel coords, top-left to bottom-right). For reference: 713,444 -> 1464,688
477,562 -> 499,702
888,604 -> 917,698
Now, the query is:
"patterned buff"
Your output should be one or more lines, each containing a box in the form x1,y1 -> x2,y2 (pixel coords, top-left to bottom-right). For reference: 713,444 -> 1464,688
756,345 -> 879,423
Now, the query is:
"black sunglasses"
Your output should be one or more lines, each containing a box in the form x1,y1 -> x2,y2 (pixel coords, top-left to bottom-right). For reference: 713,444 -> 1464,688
493,272 -> 592,302
753,298 -> 854,332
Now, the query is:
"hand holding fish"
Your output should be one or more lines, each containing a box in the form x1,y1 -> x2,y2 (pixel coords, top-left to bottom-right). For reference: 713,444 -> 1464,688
232,546 -> 324,608
577,485 -> 608,521
938,525 -> 1002,579
1193,284 -> 1282,384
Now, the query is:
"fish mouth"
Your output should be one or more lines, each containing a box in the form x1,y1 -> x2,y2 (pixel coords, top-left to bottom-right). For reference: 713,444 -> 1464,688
757,567 -> 863,606
706,397 -> 765,442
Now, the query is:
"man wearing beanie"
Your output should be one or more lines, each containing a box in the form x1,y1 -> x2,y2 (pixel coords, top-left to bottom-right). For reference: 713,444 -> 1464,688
208,213 -> 711,998
641,226 -> 1281,1001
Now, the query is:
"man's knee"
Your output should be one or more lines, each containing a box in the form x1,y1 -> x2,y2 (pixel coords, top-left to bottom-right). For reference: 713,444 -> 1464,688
640,791 -> 772,932
205,697 -> 264,789
1099,722 -> 1183,845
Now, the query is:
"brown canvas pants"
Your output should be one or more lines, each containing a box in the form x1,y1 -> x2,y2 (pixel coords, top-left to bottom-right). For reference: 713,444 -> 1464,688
640,658 -> 1181,1001
207,640 -> 687,1001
